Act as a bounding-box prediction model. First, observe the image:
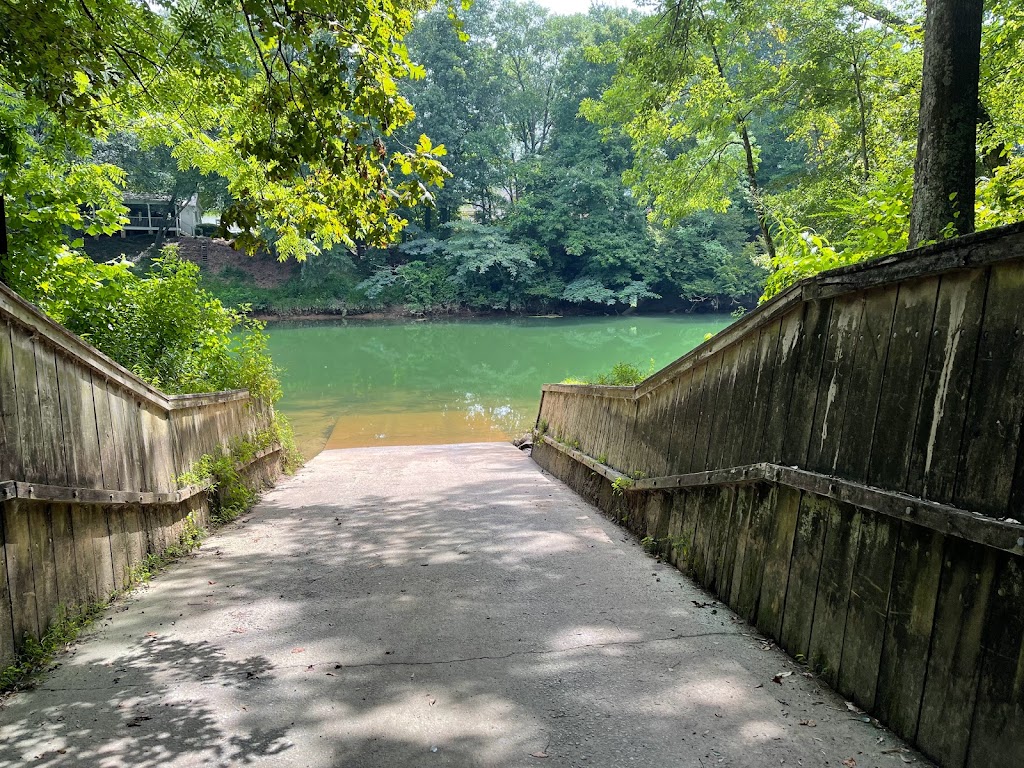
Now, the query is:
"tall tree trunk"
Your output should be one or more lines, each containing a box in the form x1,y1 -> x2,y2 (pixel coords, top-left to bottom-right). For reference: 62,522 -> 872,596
740,125 -> 777,261
0,194 -> 8,288
907,0 -> 984,246
851,49 -> 871,181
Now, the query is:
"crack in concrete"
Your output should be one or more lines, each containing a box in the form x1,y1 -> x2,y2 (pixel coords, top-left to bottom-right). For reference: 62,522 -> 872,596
310,630 -> 744,671
31,630 -> 746,693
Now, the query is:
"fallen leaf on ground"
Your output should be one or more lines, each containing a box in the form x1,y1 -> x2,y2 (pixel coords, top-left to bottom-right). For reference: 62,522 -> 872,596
799,720 -> 816,727
530,752 -> 549,759
772,671 -> 793,684
842,759 -> 857,767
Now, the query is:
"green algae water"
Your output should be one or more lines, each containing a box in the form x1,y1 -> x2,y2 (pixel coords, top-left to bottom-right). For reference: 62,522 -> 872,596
265,315 -> 733,457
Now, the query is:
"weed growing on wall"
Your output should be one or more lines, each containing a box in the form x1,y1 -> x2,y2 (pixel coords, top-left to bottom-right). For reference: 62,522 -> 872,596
561,360 -> 655,386
1,513 -> 205,694
0,603 -> 107,692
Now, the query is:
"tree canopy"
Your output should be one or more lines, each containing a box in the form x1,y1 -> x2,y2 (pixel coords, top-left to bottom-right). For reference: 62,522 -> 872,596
0,0 -> 449,296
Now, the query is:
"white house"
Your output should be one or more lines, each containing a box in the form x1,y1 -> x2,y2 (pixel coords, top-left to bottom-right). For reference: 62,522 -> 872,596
120,193 -> 200,237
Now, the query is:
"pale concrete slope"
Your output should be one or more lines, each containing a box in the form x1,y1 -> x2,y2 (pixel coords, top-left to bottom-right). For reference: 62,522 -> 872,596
0,443 -> 928,767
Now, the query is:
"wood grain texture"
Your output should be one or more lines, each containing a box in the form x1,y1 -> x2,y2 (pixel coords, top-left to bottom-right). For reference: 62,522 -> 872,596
779,492 -> 830,660
874,522 -> 944,739
782,299 -> 833,467
0,508 -> 16,668
807,500 -> 862,688
868,278 -> 941,491
837,513 -> 900,710
0,322 -> 21,481
955,263 -> 1024,515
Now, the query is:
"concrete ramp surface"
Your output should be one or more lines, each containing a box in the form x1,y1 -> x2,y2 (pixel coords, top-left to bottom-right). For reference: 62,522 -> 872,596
0,444 -> 926,767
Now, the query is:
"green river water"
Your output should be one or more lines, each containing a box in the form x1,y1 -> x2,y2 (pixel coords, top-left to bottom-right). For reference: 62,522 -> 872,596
265,314 -> 733,458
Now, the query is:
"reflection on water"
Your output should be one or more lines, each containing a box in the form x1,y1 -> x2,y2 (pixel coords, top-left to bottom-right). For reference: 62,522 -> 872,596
265,315 -> 733,457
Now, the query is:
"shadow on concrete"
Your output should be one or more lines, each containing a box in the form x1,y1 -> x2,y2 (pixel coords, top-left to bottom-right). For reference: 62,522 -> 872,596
0,445 -> 922,767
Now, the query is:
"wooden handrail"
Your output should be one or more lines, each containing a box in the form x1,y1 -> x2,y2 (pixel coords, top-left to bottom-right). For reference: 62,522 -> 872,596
539,435 -> 1024,556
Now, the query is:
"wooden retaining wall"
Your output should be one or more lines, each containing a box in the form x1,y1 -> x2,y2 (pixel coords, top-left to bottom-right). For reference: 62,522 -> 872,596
0,281 -> 280,668
532,222 -> 1024,768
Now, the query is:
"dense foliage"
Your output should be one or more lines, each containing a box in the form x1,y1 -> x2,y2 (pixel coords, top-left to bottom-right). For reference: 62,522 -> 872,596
5,0 -> 1024,323
40,246 -> 281,399
586,0 -> 1024,298
0,0 -> 449,296
203,1 -> 767,315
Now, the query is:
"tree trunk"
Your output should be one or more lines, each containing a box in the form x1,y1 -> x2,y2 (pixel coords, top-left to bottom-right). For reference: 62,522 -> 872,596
0,194 -> 8,288
907,0 -> 984,246
740,125 -> 777,261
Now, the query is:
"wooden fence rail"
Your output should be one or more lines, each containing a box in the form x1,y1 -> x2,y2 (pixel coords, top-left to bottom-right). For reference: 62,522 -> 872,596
0,281 -> 280,669
533,222 -> 1024,768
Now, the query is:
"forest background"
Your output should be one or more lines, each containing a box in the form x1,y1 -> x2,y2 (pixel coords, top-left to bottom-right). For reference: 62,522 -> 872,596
3,0 -> 1023,326
175,0 -> 1024,316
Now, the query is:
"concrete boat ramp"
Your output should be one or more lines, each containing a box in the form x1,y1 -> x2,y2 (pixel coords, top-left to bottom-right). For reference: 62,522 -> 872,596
0,444 -> 926,767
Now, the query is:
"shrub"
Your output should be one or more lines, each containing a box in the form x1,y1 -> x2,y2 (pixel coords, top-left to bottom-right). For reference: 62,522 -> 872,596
38,245 -> 281,400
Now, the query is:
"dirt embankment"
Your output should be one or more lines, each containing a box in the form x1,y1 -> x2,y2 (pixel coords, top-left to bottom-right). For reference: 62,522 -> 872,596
84,234 -> 300,289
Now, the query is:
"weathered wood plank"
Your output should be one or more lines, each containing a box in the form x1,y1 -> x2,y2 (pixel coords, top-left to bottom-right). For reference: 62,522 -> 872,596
782,299 -> 833,467
705,486 -> 736,596
141,403 -> 176,493
833,286 -> 898,483
667,491 -> 698,573
807,501 -> 862,687
648,373 -> 686,478
668,363 -> 705,475
106,506 -> 131,591
88,505 -> 116,599
868,278 -> 941,491
762,308 -> 804,463
0,506 -> 17,668
0,321 -> 21,481
807,296 -> 864,474
906,269 -> 987,503
719,334 -> 760,469
49,503 -> 89,612
956,262 -> 1024,516
705,343 -> 741,471
56,359 -> 103,489
4,500 -> 40,640
124,396 -> 149,492
32,343 -> 67,487
27,503 -> 59,634
714,486 -> 742,601
741,320 -> 782,466
874,522 -> 944,739
755,486 -> 801,639
964,553 -> 1024,767
10,324 -> 47,485
92,379 -> 121,491
121,504 -> 146,571
688,487 -> 718,585
733,484 -> 776,623
725,485 -> 755,609
645,384 -> 681,477
689,354 -> 725,472
837,513 -> 900,710
779,492 -> 830,660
